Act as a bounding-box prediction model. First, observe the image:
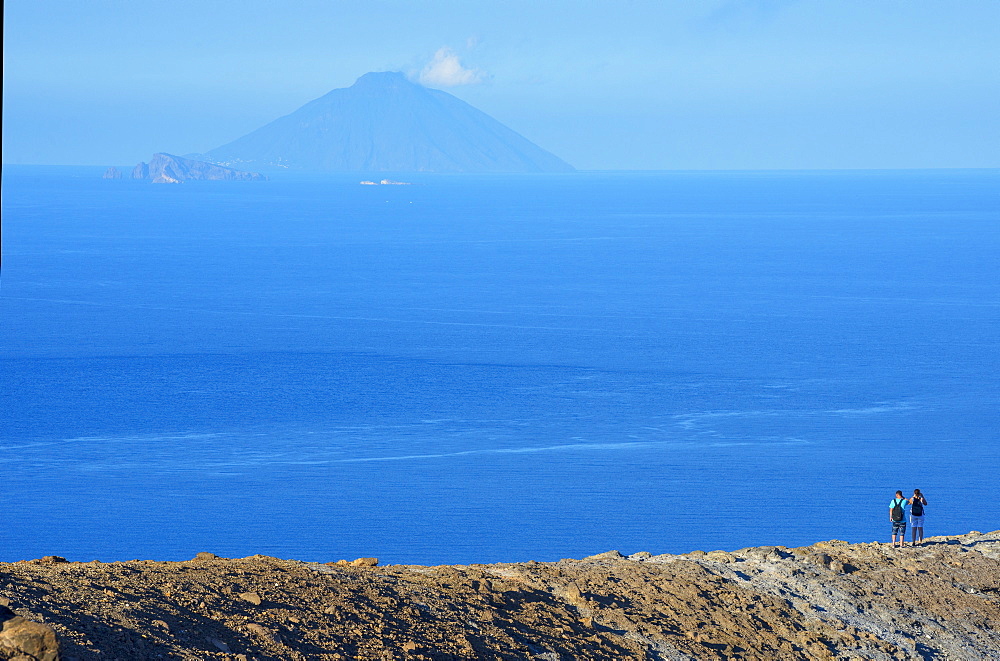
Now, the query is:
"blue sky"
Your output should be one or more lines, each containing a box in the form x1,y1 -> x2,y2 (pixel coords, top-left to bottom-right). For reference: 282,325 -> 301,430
3,0 -> 998,169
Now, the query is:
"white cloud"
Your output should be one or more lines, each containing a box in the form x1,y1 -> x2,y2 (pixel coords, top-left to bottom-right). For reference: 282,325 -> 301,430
418,47 -> 487,87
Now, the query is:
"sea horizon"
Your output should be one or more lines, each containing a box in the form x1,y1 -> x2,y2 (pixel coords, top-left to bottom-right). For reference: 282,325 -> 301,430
3,167 -> 998,565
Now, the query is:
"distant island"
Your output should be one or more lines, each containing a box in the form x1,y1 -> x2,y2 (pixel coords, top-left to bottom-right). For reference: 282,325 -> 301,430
105,153 -> 267,183
197,71 -> 574,173
360,179 -> 411,186
132,153 -> 267,183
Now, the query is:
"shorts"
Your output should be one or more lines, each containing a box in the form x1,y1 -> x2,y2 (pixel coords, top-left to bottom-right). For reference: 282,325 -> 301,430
892,520 -> 907,536
910,515 -> 925,527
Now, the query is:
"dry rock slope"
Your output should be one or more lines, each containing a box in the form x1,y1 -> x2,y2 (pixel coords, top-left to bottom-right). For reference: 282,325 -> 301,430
1,531 -> 998,660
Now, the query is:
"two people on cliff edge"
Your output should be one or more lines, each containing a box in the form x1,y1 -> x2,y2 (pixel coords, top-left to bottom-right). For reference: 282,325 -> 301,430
890,489 -> 928,548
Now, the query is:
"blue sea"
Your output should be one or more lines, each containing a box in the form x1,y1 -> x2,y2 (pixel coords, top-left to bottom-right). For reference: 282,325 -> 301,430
2,167 -> 998,565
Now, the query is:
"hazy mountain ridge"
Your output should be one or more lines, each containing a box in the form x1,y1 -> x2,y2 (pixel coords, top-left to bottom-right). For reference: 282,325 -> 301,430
126,153 -> 267,183
201,72 -> 574,173
2,531 -> 999,660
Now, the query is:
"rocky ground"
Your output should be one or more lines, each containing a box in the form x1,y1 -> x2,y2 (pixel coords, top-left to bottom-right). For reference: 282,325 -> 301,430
2,531 -> 999,660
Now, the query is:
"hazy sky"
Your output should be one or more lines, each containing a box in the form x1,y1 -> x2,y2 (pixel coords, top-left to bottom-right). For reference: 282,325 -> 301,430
4,0 -> 998,169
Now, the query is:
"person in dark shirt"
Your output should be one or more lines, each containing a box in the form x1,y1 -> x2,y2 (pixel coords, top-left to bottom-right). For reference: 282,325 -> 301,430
909,489 -> 928,545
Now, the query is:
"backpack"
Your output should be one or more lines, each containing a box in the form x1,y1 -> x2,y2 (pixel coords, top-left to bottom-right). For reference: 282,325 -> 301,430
911,499 -> 924,516
891,499 -> 905,522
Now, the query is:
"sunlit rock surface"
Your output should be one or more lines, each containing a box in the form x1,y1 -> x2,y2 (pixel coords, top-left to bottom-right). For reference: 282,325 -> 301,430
2,531 -> 999,659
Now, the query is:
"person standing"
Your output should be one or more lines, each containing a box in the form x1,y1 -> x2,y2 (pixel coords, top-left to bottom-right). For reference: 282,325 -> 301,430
889,490 -> 909,548
910,489 -> 928,545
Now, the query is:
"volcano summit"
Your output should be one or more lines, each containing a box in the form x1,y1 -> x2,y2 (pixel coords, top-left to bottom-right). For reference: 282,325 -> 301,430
201,72 -> 573,173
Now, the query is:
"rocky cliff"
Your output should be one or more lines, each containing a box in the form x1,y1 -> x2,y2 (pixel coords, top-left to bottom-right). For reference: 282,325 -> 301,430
1,531 -> 998,660
129,153 -> 267,183
200,72 -> 574,173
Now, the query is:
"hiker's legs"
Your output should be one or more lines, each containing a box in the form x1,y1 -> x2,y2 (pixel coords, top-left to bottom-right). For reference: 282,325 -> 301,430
892,522 -> 906,547
910,516 -> 925,544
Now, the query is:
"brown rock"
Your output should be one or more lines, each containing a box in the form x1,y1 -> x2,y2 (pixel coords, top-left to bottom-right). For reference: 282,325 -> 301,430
351,557 -> 379,567
38,557 -> 68,565
705,550 -> 735,563
0,606 -> 60,661
584,550 -> 625,561
239,592 -> 263,606
561,583 -> 588,608
245,623 -> 280,644
193,552 -> 218,561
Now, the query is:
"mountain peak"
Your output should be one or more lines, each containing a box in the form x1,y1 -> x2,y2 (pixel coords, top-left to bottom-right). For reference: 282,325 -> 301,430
351,71 -> 412,88
203,73 -> 573,173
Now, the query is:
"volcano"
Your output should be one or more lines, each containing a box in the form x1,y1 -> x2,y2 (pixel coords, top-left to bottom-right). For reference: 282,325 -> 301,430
201,72 -> 573,173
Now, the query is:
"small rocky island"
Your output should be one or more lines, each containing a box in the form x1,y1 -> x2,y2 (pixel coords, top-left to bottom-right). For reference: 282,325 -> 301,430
1,530 -> 999,659
113,153 -> 267,183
